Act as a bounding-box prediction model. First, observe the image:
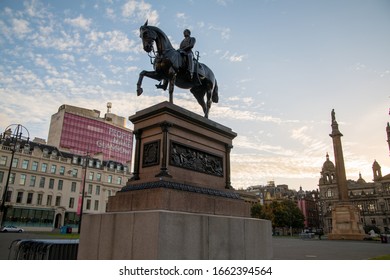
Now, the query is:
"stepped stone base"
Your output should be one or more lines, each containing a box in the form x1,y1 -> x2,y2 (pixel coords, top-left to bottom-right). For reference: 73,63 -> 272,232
328,202 -> 365,240
108,180 -> 250,217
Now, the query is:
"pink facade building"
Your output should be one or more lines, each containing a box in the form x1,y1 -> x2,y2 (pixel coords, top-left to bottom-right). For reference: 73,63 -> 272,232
48,104 -> 133,166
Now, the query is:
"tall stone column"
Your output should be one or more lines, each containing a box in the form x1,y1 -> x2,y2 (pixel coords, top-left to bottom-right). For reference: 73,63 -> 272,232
327,109 -> 365,240
329,109 -> 348,201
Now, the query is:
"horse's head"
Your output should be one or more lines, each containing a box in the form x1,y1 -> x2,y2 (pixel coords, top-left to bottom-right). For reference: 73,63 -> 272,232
139,21 -> 157,53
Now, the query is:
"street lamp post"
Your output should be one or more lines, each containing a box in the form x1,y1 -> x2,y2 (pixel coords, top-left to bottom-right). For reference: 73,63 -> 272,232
78,153 -> 89,234
0,124 -> 30,227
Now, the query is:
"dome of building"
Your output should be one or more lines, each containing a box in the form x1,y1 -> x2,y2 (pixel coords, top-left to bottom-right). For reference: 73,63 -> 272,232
357,172 -> 366,184
322,153 -> 335,172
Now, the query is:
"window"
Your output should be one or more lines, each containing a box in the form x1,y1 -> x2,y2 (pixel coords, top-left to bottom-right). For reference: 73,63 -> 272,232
23,144 -> 30,154
117,177 -> 122,185
96,173 -> 101,182
86,199 -> 91,210
71,182 -> 77,192
94,200 -> 99,211
39,177 -> 46,188
16,192 -> 23,203
19,174 -> 27,185
12,158 -> 19,168
5,191 -> 12,202
326,189 -> 333,198
9,173 -> 15,184
58,180 -> 63,191
49,178 -> 55,189
27,193 -> 33,204
41,163 -> 48,172
55,196 -> 61,206
95,185 -> 100,195
0,156 -> 7,166
46,195 -> 52,206
87,184 -> 93,195
22,159 -> 29,169
50,165 -> 56,174
108,175 -> 112,183
69,198 -> 75,208
0,171 -> 4,183
31,161 -> 38,171
89,172 -> 94,180
72,168 -> 78,177
59,166 -> 65,175
29,176 -> 36,187
368,203 -> 376,213
37,194 -> 43,205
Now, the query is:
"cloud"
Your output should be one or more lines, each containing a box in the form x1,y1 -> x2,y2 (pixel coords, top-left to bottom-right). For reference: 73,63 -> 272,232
87,30 -> 136,54
64,14 -> 92,31
57,53 -> 75,63
24,0 -> 47,18
176,13 -> 187,19
34,55 -> 59,76
12,18 -> 31,38
290,126 -> 328,155
122,0 -> 159,25
208,25 -> 231,40
220,51 -> 246,62
32,30 -> 83,51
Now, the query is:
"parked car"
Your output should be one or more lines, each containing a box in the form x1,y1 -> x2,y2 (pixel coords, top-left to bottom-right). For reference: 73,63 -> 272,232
0,225 -> 24,233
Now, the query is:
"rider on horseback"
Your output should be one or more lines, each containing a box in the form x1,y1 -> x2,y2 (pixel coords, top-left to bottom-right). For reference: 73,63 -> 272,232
178,29 -> 196,80
156,28 -> 197,89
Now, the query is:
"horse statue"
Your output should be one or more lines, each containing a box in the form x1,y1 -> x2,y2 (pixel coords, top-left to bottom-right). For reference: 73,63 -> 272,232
137,21 -> 219,118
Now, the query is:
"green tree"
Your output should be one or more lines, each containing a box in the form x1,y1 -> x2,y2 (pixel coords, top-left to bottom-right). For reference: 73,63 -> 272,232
251,203 -> 273,220
251,200 -> 305,232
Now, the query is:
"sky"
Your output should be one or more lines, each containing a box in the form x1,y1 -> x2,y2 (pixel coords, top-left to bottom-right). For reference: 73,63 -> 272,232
1,0 -> 389,192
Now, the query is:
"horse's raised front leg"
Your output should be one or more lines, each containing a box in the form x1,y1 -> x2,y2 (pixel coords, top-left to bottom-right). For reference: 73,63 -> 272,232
136,70 -> 146,96
136,70 -> 162,96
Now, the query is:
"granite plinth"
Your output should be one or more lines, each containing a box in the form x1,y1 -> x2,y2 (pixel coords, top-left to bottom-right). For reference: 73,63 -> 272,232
77,210 -> 273,260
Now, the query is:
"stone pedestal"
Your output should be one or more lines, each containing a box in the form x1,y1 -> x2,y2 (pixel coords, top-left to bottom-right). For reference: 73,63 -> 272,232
328,202 -> 366,240
77,102 -> 272,259
129,101 -> 236,190
77,210 -> 272,260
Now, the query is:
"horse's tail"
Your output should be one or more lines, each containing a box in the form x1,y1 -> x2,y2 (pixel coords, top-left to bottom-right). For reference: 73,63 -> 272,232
212,80 -> 219,103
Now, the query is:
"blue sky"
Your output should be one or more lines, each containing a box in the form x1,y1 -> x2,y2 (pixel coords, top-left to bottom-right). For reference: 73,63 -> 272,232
1,0 -> 389,191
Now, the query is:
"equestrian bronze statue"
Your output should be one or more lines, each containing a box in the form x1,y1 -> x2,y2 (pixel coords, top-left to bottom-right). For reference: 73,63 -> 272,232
137,21 -> 219,118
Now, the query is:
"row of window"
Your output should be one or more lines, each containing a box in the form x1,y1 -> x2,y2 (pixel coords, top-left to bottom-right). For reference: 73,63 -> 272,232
0,156 -> 124,185
0,156 -> 68,175
0,171 -> 76,190
4,190 -> 101,211
1,172 -> 110,198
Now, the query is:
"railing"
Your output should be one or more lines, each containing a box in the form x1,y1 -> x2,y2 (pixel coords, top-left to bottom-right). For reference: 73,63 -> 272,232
8,239 -> 79,260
